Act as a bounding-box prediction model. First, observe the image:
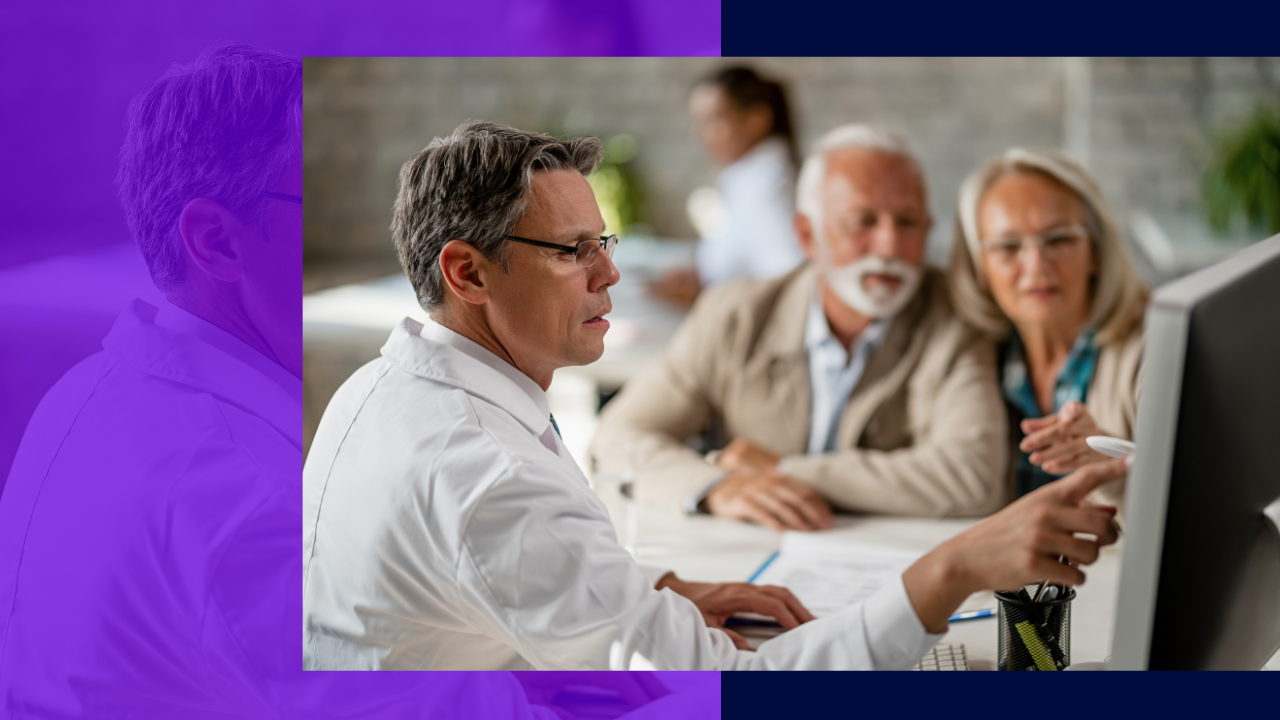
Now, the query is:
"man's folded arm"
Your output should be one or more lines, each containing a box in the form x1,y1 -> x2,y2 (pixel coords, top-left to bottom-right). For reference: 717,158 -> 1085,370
591,287 -> 740,514
458,459 -> 938,670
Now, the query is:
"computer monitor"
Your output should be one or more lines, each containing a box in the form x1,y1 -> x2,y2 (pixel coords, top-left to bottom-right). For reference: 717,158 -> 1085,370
1111,233 -> 1280,670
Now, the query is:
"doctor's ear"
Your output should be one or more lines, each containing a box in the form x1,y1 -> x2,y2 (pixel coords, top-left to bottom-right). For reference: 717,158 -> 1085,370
178,197 -> 248,283
438,239 -> 494,306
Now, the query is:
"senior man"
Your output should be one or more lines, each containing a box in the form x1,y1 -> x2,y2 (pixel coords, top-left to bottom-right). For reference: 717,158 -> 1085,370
302,120 -> 1123,671
591,125 -> 1008,531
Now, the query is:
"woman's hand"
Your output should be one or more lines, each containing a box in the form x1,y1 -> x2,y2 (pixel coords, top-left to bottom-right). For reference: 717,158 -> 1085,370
1020,400 -> 1111,474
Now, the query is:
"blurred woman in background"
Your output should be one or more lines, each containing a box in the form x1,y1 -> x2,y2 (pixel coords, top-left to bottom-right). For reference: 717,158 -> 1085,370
949,148 -> 1148,510
649,66 -> 804,306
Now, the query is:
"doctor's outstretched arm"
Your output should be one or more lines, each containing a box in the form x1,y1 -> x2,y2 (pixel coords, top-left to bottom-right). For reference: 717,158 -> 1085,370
459,454 -> 1122,670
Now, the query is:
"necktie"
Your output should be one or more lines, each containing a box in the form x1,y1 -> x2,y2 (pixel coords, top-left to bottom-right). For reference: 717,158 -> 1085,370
549,414 -> 562,440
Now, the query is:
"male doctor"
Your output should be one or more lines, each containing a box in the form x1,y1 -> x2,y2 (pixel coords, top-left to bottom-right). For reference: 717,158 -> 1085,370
1,45 -> 669,720
302,120 -> 1124,671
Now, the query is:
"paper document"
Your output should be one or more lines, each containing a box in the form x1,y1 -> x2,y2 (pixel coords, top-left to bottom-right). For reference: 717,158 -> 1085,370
750,532 -> 921,618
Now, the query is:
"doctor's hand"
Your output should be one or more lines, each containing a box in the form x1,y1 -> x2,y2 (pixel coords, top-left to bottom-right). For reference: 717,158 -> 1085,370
658,574 -> 815,649
1020,400 -> 1110,475
902,457 -> 1126,633
704,470 -> 833,532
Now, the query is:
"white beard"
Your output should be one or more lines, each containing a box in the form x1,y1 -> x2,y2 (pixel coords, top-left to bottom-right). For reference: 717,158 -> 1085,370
822,255 -> 921,319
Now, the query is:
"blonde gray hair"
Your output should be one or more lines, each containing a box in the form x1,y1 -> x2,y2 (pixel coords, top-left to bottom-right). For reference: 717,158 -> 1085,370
796,124 -> 920,223
948,147 -> 1147,347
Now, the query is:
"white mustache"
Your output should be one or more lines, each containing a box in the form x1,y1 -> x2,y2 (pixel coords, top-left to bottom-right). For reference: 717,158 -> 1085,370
823,255 -> 920,318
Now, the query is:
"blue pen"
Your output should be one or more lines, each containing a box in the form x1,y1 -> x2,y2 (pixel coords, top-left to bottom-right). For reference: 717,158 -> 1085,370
948,608 -> 996,623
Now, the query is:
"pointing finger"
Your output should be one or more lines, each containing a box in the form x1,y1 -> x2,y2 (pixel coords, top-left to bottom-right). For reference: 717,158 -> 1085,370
1053,457 -> 1129,504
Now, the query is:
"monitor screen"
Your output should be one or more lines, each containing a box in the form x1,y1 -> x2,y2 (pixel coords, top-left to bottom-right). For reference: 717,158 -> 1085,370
1111,234 -> 1280,670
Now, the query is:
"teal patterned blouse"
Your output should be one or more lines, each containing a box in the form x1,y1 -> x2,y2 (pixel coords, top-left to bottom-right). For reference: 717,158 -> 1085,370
1002,328 -> 1101,497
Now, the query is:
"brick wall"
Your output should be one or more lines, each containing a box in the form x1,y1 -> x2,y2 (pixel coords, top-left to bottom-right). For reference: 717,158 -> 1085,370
304,57 -> 1279,276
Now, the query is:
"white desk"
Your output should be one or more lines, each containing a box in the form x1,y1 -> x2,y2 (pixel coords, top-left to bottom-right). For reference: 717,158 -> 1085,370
606,493 -> 1122,671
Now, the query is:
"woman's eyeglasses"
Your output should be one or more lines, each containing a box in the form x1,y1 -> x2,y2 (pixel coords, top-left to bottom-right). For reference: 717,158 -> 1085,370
980,225 -> 1087,266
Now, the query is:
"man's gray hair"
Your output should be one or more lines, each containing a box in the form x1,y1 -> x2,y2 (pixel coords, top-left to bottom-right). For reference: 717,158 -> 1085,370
795,124 -> 921,223
116,42 -> 302,290
392,121 -> 605,311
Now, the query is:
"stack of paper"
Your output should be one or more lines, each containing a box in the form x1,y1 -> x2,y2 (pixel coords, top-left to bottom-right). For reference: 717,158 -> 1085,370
750,532 -> 921,618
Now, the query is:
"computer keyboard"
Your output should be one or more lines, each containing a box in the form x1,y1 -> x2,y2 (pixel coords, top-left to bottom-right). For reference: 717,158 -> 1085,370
914,643 -> 969,670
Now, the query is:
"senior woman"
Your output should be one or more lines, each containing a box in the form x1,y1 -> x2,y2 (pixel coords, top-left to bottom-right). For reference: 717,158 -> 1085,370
949,148 -> 1148,510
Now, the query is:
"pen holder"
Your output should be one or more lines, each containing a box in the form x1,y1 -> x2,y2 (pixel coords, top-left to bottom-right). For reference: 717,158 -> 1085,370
995,587 -> 1074,671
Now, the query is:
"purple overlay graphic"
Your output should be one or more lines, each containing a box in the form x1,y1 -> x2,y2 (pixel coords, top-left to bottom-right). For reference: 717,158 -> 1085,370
0,7 -> 721,719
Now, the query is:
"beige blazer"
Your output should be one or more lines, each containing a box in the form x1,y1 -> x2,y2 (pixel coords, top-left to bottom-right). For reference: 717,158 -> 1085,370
1083,325 -> 1144,512
591,264 -> 1009,518
998,324 -> 1143,514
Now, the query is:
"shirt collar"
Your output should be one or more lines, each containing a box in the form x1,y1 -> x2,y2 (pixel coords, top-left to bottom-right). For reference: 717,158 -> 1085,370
101,299 -> 302,450
1002,327 -> 1100,415
804,288 -> 888,358
154,300 -> 303,407
382,317 -> 551,438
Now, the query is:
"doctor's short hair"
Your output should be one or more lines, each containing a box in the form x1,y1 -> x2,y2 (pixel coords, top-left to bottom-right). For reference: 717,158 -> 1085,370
392,121 -> 605,311
947,147 -> 1148,347
116,43 -> 302,291
795,124 -> 924,224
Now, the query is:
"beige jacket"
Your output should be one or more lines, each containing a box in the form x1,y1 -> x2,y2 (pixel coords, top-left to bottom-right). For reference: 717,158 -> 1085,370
591,264 -> 1009,518
1082,326 -> 1144,511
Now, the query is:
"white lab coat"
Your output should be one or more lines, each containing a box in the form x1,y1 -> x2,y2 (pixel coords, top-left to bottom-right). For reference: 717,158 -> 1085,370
696,136 -> 806,286
0,300 -> 601,718
0,299 -> 308,717
302,317 -> 942,670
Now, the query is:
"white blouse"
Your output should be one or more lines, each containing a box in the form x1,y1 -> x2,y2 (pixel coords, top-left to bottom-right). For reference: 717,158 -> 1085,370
696,136 -> 806,287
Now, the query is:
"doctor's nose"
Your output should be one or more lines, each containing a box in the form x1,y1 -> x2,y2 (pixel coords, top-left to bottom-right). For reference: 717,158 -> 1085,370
589,246 -> 621,292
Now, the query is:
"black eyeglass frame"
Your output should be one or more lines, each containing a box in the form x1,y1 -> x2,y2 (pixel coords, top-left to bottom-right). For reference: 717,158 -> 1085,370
502,234 -> 618,267
264,192 -> 303,204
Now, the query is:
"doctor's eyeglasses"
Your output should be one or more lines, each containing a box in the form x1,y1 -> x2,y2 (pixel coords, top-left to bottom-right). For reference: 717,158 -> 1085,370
502,234 -> 618,268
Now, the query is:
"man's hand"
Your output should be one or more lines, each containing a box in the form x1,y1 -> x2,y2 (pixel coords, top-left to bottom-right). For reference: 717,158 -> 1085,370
716,438 -> 783,475
645,267 -> 701,308
902,457 -> 1126,633
704,470 -> 833,531
1020,400 -> 1110,475
658,574 -> 816,649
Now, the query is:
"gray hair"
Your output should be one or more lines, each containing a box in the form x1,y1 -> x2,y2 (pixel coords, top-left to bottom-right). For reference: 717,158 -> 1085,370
391,121 -> 604,311
948,147 -> 1148,347
116,42 -> 302,290
795,124 -> 921,223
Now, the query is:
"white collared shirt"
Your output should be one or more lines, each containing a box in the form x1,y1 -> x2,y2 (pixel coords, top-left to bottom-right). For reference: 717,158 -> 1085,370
302,317 -> 940,670
803,291 -> 887,454
154,300 -> 303,406
0,299 -> 304,715
696,136 -> 805,286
